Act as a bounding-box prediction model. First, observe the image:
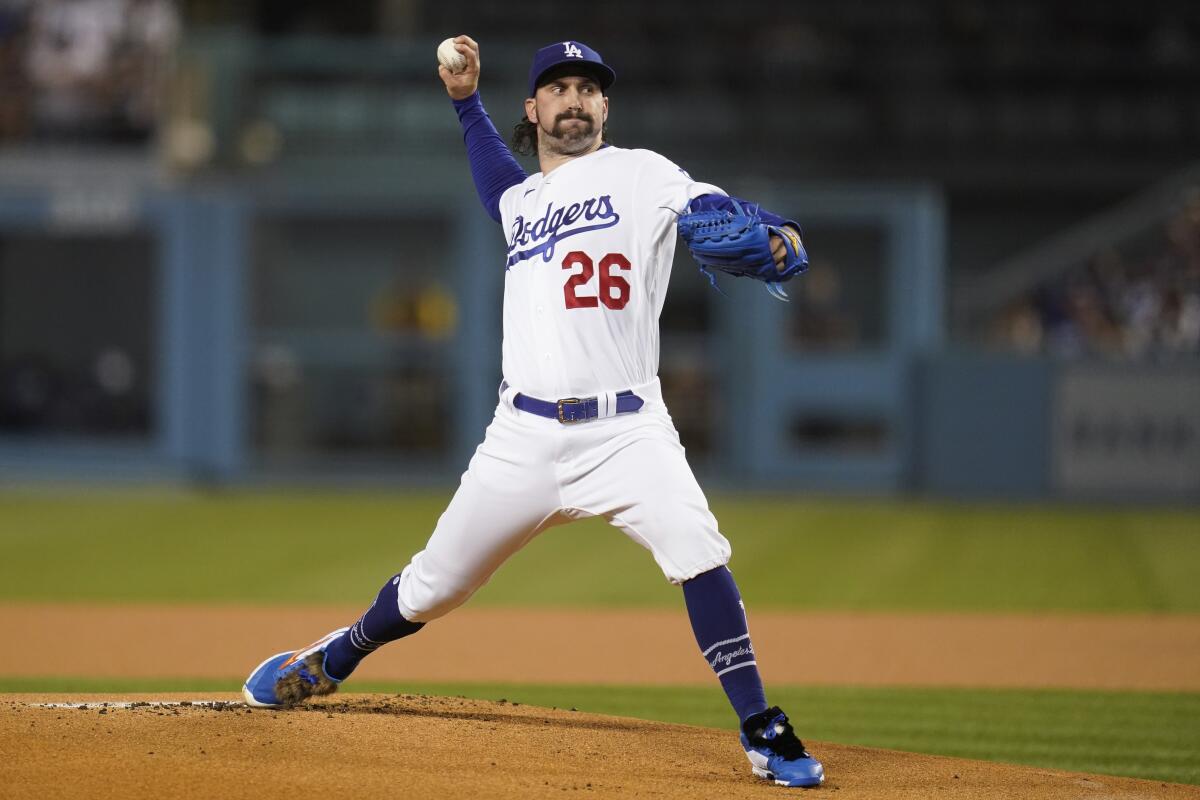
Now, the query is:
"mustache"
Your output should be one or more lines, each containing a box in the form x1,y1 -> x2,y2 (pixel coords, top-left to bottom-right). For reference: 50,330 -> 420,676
554,110 -> 594,125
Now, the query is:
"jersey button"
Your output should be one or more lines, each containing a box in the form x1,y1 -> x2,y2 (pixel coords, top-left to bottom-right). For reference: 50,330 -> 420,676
536,305 -> 543,313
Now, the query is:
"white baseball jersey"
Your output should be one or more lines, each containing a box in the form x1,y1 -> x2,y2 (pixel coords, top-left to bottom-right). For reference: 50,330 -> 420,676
497,146 -> 724,398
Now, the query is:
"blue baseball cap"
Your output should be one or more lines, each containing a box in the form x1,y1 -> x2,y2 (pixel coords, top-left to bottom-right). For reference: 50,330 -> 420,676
528,40 -> 616,97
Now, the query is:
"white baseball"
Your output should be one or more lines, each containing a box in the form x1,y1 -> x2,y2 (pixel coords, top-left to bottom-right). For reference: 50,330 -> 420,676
437,38 -> 467,74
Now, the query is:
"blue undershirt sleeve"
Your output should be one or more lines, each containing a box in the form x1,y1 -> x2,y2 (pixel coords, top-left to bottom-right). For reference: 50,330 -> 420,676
451,92 -> 528,224
689,193 -> 803,236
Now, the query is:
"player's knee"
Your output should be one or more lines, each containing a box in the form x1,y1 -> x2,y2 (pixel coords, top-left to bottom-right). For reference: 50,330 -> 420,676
639,514 -> 731,585
395,556 -> 478,623
402,586 -> 473,622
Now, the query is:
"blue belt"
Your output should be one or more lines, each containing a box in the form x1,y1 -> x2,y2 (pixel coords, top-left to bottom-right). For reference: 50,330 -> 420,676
509,386 -> 645,424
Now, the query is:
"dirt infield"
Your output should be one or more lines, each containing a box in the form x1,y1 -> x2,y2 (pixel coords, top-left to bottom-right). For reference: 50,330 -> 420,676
3,604 -> 1199,690
5,606 -> 1200,799
3,694 -> 1197,800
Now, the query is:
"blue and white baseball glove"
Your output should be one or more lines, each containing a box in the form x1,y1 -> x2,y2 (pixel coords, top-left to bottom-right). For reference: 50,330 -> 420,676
677,199 -> 808,301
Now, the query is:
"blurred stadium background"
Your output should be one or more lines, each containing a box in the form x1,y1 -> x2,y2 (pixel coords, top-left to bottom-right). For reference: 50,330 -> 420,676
0,0 -> 1197,501
0,0 -> 1196,499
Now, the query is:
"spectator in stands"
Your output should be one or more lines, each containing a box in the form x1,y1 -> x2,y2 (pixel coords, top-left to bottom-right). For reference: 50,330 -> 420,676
115,0 -> 178,132
22,0 -> 177,142
25,0 -> 125,138
993,188 -> 1200,360
0,0 -> 31,141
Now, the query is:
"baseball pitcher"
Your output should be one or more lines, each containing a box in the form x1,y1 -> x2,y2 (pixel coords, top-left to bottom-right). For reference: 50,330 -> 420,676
242,36 -> 822,788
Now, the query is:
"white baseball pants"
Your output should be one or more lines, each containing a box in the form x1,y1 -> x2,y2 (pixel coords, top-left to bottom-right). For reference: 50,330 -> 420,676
395,379 -> 732,622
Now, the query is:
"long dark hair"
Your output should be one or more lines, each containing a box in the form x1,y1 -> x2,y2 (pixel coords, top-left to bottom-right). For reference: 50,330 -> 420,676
512,118 -> 539,157
511,118 -> 610,157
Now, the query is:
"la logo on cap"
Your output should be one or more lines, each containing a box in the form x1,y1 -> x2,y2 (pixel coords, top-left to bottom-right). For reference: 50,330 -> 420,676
563,41 -> 583,58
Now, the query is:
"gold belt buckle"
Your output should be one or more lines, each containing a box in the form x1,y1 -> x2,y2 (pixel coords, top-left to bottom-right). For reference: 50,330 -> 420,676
557,397 -> 584,424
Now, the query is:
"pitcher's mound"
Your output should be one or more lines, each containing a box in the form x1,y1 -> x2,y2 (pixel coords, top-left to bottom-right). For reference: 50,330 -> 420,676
2,693 -> 1195,799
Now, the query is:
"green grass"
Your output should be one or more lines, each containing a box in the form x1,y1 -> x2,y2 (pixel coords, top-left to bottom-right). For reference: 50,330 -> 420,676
4,678 -> 1196,786
2,490 -> 1199,611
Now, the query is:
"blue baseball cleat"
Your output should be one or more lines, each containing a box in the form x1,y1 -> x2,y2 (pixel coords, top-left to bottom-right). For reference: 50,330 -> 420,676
740,706 -> 825,788
241,627 -> 349,708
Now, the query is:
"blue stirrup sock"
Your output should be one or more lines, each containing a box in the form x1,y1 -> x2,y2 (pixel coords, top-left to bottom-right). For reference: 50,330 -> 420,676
682,565 -> 769,723
323,573 -> 424,681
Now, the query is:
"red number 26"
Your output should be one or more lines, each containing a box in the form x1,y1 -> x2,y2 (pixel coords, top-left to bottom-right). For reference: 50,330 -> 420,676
562,251 -> 631,310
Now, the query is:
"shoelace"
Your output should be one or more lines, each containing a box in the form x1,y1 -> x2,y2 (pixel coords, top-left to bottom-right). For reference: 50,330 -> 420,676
282,656 -> 320,687
748,708 -> 811,761
689,211 -> 758,238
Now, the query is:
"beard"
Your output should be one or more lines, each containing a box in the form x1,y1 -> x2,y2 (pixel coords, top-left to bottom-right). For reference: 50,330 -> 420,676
541,110 -> 598,155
